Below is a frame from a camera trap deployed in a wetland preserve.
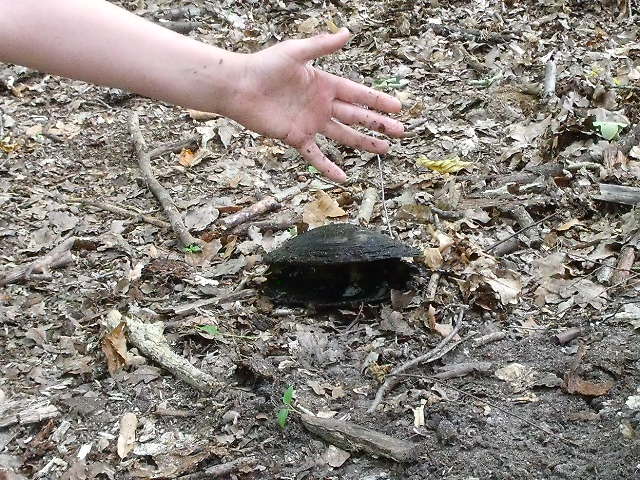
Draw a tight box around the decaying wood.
[0,236,77,287]
[554,327,583,345]
[300,414,418,463]
[67,197,171,229]
[178,457,257,479]
[461,194,552,210]
[104,310,222,394]
[220,196,280,230]
[368,308,466,412]
[357,187,378,224]
[273,181,310,203]
[425,272,441,302]
[510,205,539,244]
[0,399,60,428]
[128,112,201,248]
[543,54,557,98]
[594,183,640,206]
[231,213,302,235]
[610,245,636,286]
[473,331,507,347]
[596,257,616,284]
[433,361,492,379]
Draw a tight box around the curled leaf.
[417,155,473,174]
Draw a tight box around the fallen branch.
[368,307,466,412]
[594,183,640,206]
[104,310,223,394]
[300,414,418,463]
[128,112,200,248]
[178,457,257,480]
[432,361,492,380]
[543,53,557,99]
[357,187,378,224]
[220,196,280,230]
[553,327,583,345]
[67,197,170,229]
[473,331,506,347]
[0,236,80,287]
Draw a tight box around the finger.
[287,28,351,62]
[299,140,347,183]
[322,120,389,154]
[332,100,404,137]
[332,74,402,113]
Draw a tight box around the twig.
[67,197,171,229]
[149,134,200,158]
[177,457,257,480]
[104,310,223,394]
[368,307,466,412]
[128,112,200,248]
[220,196,280,230]
[425,272,441,302]
[0,236,79,287]
[377,155,393,237]
[487,212,558,253]
[553,327,583,345]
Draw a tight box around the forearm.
[0,0,245,114]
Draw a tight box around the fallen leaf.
[421,247,443,269]
[565,376,614,397]
[302,190,346,228]
[178,148,197,167]
[416,155,473,174]
[298,17,320,33]
[323,445,350,468]
[102,322,128,375]
[117,412,138,459]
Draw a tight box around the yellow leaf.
[325,19,340,33]
[416,155,473,174]
[303,190,346,228]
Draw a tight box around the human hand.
[225,28,404,182]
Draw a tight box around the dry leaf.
[298,17,320,33]
[117,412,138,459]
[416,155,473,174]
[178,148,197,167]
[325,19,340,33]
[102,322,128,375]
[302,190,346,228]
[421,247,443,269]
[556,218,583,231]
[566,376,614,397]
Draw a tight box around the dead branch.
[433,361,492,380]
[178,457,257,479]
[300,414,418,463]
[0,236,79,287]
[357,187,378,224]
[553,327,583,345]
[368,307,466,412]
[473,330,507,347]
[128,112,200,248]
[0,399,60,428]
[104,310,223,394]
[610,243,636,286]
[220,196,280,230]
[425,272,441,302]
[594,183,640,206]
[231,212,302,235]
[149,134,200,159]
[67,197,171,229]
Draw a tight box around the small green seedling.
[307,165,320,174]
[183,243,202,254]
[277,385,295,429]
[373,76,410,91]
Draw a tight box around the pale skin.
[0,0,405,182]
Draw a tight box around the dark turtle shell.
[264,223,420,266]
[264,224,420,306]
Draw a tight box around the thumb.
[288,28,351,62]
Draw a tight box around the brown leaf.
[178,148,197,167]
[421,247,443,269]
[565,376,614,397]
[102,322,128,375]
[302,191,346,228]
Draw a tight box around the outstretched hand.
[227,28,404,182]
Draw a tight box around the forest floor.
[1,1,640,479]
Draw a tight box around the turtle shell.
[263,224,420,306]
[264,223,420,266]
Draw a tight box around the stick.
[487,212,558,253]
[377,155,393,237]
[128,112,200,248]
[543,53,557,98]
[220,196,280,230]
[300,414,418,463]
[67,197,171,229]
[0,236,78,287]
[104,310,222,394]
[368,307,466,412]
[553,327,582,345]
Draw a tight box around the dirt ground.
[2,1,640,479]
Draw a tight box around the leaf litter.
[1,0,640,479]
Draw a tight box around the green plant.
[277,385,295,428]
[183,243,202,253]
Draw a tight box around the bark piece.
[103,310,222,394]
[594,184,640,206]
[300,414,418,463]
[220,197,280,230]
[357,187,378,224]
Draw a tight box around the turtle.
[263,223,421,306]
